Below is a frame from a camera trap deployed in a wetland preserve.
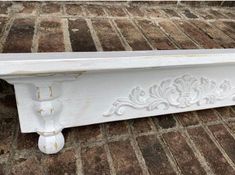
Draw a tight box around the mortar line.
[100,124,117,175]
[193,111,235,171]
[150,117,182,175]
[127,121,150,175]
[102,7,132,51]
[123,7,155,50]
[62,18,72,52]
[31,4,40,53]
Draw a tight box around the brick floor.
[0,1,235,175]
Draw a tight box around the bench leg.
[34,82,65,154]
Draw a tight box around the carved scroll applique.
[104,75,235,117]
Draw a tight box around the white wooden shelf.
[1,49,235,154]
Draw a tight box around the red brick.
[154,114,177,129]
[126,6,145,17]
[181,9,198,18]
[145,8,166,18]
[92,19,125,51]
[68,19,96,52]
[3,18,35,53]
[132,118,154,134]
[137,135,176,175]
[209,124,235,164]
[38,18,65,52]
[175,112,199,127]
[105,121,128,137]
[136,19,176,50]
[211,21,235,40]
[65,4,84,16]
[227,120,235,133]
[16,132,38,150]
[223,10,235,18]
[191,20,235,48]
[82,145,110,175]
[109,139,143,175]
[222,1,235,7]
[163,131,206,175]
[195,9,215,19]
[0,163,6,175]
[41,3,61,14]
[105,6,127,17]
[0,17,7,35]
[188,127,235,175]
[11,154,44,175]
[85,5,106,17]
[175,20,221,49]
[163,9,181,18]
[196,109,219,123]
[42,148,77,175]
[15,2,37,14]
[0,2,11,15]
[0,118,16,156]
[65,124,102,144]
[208,9,228,19]
[158,20,198,49]
[115,19,151,50]
[215,107,235,119]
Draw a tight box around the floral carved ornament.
[104,74,235,117]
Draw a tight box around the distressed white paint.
[0,49,235,154]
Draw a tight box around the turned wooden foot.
[38,131,64,154]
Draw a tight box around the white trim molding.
[1,49,235,154]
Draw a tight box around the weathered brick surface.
[188,127,235,175]
[38,18,65,52]
[65,124,102,145]
[105,6,127,17]
[82,145,111,175]
[0,118,16,156]
[215,107,235,119]
[105,121,128,137]
[174,20,222,49]
[175,112,199,127]
[158,20,198,49]
[42,148,77,175]
[0,2,235,175]
[68,19,97,52]
[92,19,125,51]
[163,9,181,18]
[11,154,44,175]
[163,131,206,175]
[136,19,176,50]
[0,17,7,35]
[145,8,166,18]
[65,4,84,16]
[41,3,61,14]
[191,20,235,48]
[0,2,11,15]
[3,18,35,53]
[132,118,155,134]
[109,139,143,175]
[85,5,106,17]
[181,9,198,19]
[209,124,235,164]
[137,135,176,175]
[211,21,235,40]
[196,109,219,123]
[154,114,177,129]
[115,19,151,50]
